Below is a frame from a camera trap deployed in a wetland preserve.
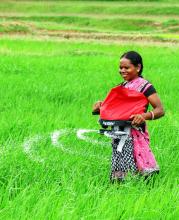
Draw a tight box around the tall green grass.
[0,38,178,219]
[0,1,178,219]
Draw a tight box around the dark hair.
[120,51,143,76]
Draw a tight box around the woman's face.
[119,58,140,81]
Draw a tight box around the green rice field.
[0,1,178,219]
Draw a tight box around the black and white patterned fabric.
[110,136,138,181]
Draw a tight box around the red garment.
[100,85,148,120]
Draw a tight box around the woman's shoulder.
[141,78,157,97]
[117,77,157,97]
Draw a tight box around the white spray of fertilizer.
[23,128,110,163]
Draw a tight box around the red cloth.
[100,86,148,120]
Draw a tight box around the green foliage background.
[0,1,178,219]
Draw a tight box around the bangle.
[150,111,155,120]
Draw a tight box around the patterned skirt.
[110,132,160,181]
[110,137,138,181]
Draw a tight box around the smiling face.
[119,58,141,82]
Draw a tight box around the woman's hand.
[130,114,145,126]
[92,101,103,112]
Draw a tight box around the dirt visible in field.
[0,11,179,45]
[36,29,179,44]
[1,12,179,21]
[0,28,179,47]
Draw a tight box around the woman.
[93,51,165,182]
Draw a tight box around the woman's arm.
[130,93,165,126]
[142,93,165,120]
